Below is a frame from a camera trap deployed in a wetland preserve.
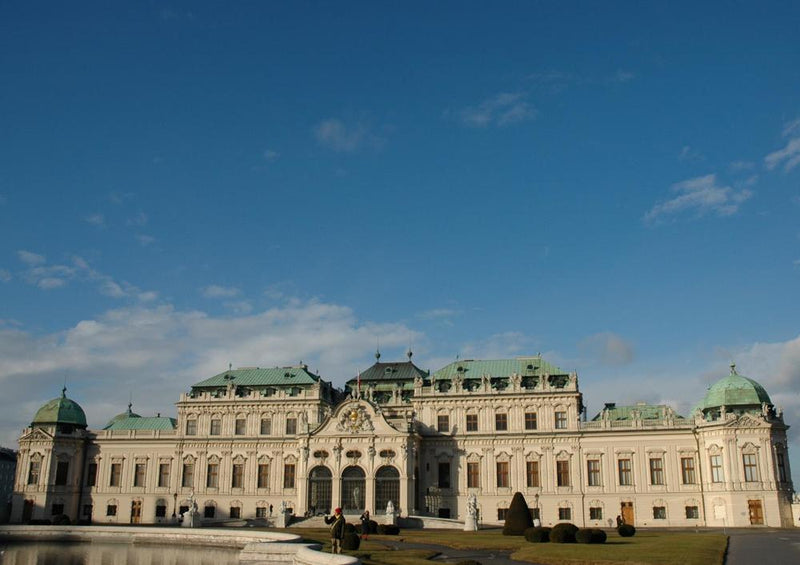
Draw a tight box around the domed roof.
[103,403,141,429]
[698,364,772,411]
[32,388,87,428]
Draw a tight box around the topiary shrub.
[575,528,594,544]
[28,518,52,525]
[52,514,71,525]
[592,529,607,543]
[524,526,550,543]
[377,524,400,535]
[549,522,578,543]
[341,532,361,550]
[502,492,534,536]
[344,523,356,534]
[454,561,482,565]
[617,524,636,537]
[367,519,379,534]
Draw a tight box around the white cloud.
[417,308,460,320]
[460,331,539,359]
[644,174,753,225]
[263,149,280,161]
[578,332,635,366]
[224,300,253,315]
[729,160,755,171]
[0,269,11,283]
[135,234,156,246]
[610,70,636,83]
[782,117,800,138]
[314,119,382,152]
[764,137,800,172]
[454,92,537,128]
[202,285,240,298]
[127,212,148,227]
[37,277,66,290]
[678,145,704,162]
[17,250,45,266]
[0,300,421,446]
[85,213,105,227]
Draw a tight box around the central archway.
[307,466,332,515]
[341,466,365,513]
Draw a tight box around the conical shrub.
[502,492,533,535]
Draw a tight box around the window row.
[495,504,700,522]
[184,415,301,436]
[435,410,569,433]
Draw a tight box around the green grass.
[289,527,728,565]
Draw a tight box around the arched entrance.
[341,466,365,513]
[307,466,332,515]
[375,466,400,514]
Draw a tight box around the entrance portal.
[375,466,400,514]
[341,466,365,513]
[748,500,764,525]
[308,466,332,515]
[621,501,634,525]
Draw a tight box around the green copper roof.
[698,364,772,410]
[433,356,568,380]
[104,416,177,431]
[103,403,142,429]
[191,366,321,389]
[591,403,684,421]
[32,388,87,428]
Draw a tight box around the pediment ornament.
[336,404,374,433]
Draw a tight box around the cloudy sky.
[1,2,799,481]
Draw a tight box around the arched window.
[308,466,333,515]
[375,466,400,514]
[341,466,366,513]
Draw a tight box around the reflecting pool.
[0,540,242,565]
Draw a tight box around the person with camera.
[324,507,346,554]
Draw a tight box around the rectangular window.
[467,462,480,488]
[256,506,267,518]
[286,417,297,435]
[106,504,117,516]
[83,504,92,517]
[86,463,97,487]
[110,463,122,487]
[495,413,508,431]
[497,461,509,488]
[653,506,666,519]
[210,419,221,436]
[206,463,219,488]
[27,460,40,485]
[777,453,787,482]
[710,454,724,483]
[283,463,296,489]
[235,418,246,435]
[557,460,570,487]
[525,412,538,430]
[742,453,759,482]
[230,506,241,519]
[158,463,170,488]
[649,458,664,485]
[51,503,64,516]
[155,505,167,518]
[466,413,478,432]
[134,463,146,487]
[185,419,197,436]
[555,411,568,429]
[681,457,696,484]
[589,507,603,520]
[437,414,449,433]
[618,458,632,486]
[182,463,194,488]
[232,463,244,488]
[526,460,540,488]
[438,462,451,488]
[55,461,69,486]
[260,418,272,435]
[258,463,270,489]
[497,508,508,520]
[587,459,601,486]
[204,506,215,519]
[685,506,699,519]
[558,507,571,520]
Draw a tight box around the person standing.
[324,507,346,554]
[359,509,370,540]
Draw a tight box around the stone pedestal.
[385,510,397,525]
[181,510,200,528]
[463,515,478,531]
[275,509,292,528]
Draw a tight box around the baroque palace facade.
[11,353,797,528]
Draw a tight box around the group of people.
[323,508,373,554]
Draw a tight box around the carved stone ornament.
[336,404,374,433]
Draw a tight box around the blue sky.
[1,2,799,480]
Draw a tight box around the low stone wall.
[0,526,361,565]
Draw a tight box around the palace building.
[10,353,797,528]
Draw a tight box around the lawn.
[293,527,728,565]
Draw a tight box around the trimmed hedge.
[575,528,606,544]
[341,532,361,550]
[377,524,400,535]
[549,522,578,543]
[502,492,534,536]
[454,561,482,565]
[618,524,636,537]
[344,523,356,534]
[524,526,551,543]
[52,514,71,525]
